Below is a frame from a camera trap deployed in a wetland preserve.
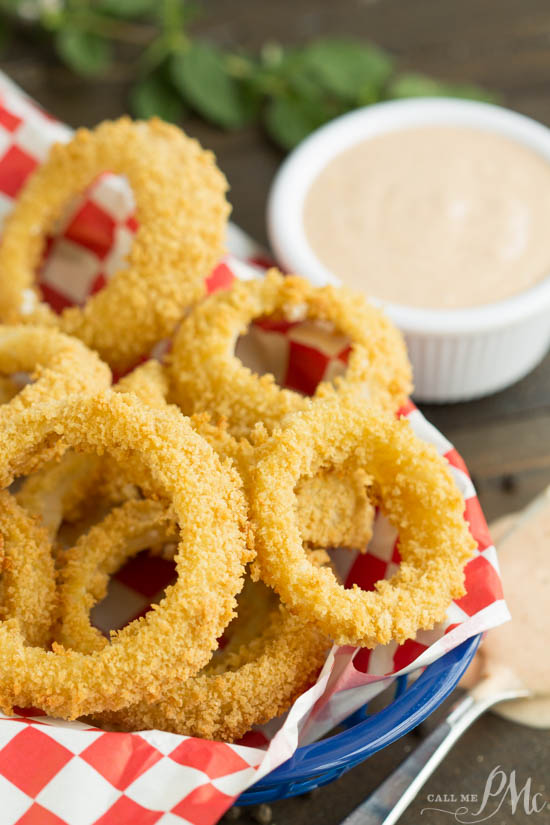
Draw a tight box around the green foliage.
[171,43,259,129]
[55,28,112,76]
[130,70,186,121]
[264,96,326,151]
[97,0,157,18]
[298,39,394,100]
[388,72,498,103]
[0,1,497,150]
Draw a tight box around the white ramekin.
[267,98,550,402]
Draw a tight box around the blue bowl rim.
[241,633,480,795]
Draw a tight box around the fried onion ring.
[0,325,111,422]
[251,396,476,647]
[15,360,167,536]
[0,392,250,718]
[16,452,104,539]
[296,468,374,551]
[0,118,230,372]
[191,412,374,551]
[54,498,327,741]
[0,491,56,648]
[96,588,328,742]
[56,499,178,654]
[168,268,412,438]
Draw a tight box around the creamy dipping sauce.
[304,126,550,309]
[463,494,550,728]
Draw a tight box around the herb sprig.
[0,0,496,150]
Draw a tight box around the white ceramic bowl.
[267,98,550,402]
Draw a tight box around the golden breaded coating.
[0,491,56,648]
[0,325,111,422]
[168,268,412,438]
[0,392,251,719]
[16,452,104,539]
[19,357,373,554]
[296,469,374,551]
[16,360,170,536]
[191,413,374,551]
[116,359,170,409]
[96,596,328,742]
[56,502,327,741]
[0,118,230,372]
[251,395,476,648]
[56,499,178,653]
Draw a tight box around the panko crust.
[191,412,374,551]
[55,502,327,742]
[56,499,178,654]
[0,392,250,719]
[96,600,328,742]
[16,360,172,537]
[0,491,56,648]
[0,325,111,422]
[296,469,374,551]
[16,452,104,539]
[19,357,372,554]
[250,395,476,648]
[0,118,230,372]
[168,268,412,438]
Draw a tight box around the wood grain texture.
[1,2,548,822]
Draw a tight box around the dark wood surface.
[2,2,549,823]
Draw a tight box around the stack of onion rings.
[55,499,328,741]
[0,114,476,746]
[0,392,250,719]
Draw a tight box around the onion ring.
[191,413,374,551]
[16,356,372,554]
[250,396,476,647]
[96,588,328,742]
[0,391,250,718]
[116,358,170,409]
[0,118,230,372]
[16,452,104,539]
[168,268,412,438]
[0,491,56,648]
[56,499,178,654]
[296,468,374,551]
[0,325,111,422]
[54,499,327,741]
[14,360,167,536]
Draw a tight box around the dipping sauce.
[463,492,550,728]
[304,126,550,309]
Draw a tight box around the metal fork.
[338,677,530,825]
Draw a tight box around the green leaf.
[97,0,156,17]
[299,39,394,101]
[55,28,112,76]
[264,95,332,150]
[388,72,498,103]
[130,72,186,122]
[171,42,259,129]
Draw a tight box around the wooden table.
[2,2,549,823]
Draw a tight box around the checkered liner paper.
[0,71,510,825]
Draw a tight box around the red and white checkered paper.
[0,71,510,825]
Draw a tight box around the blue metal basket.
[239,634,480,804]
